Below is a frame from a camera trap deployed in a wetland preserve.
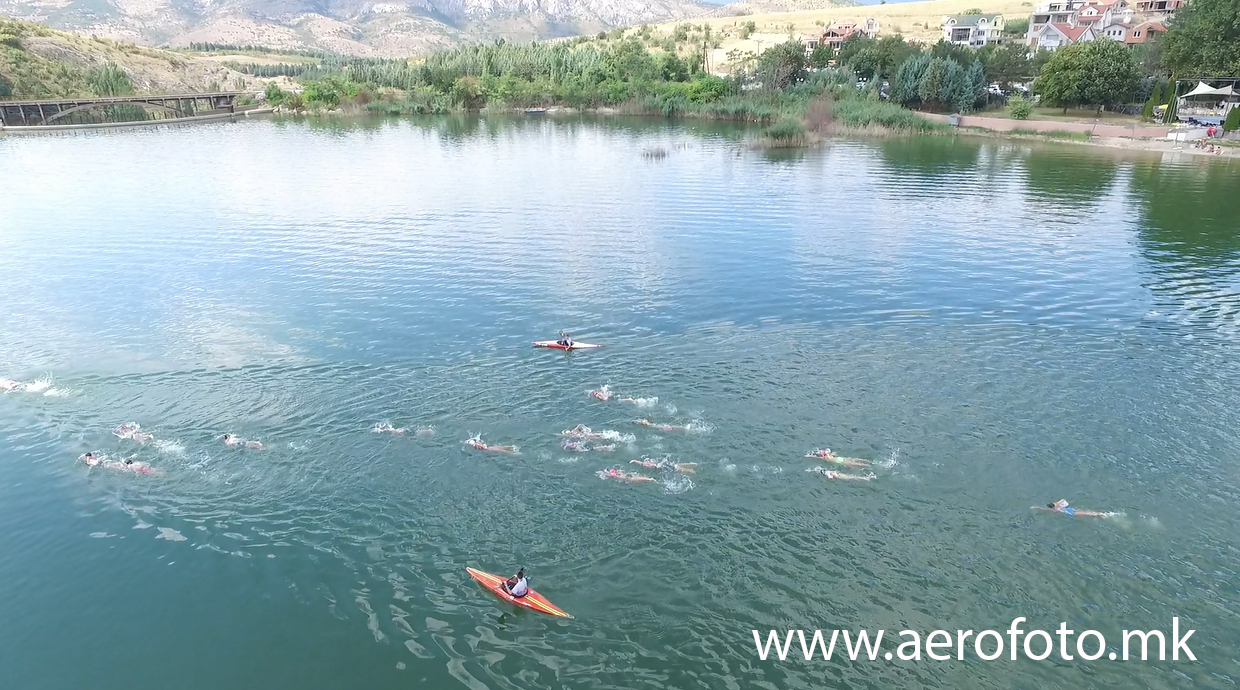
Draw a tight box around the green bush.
[264,82,288,105]
[833,97,945,131]
[740,21,756,40]
[1009,94,1033,119]
[763,117,806,139]
[86,62,133,96]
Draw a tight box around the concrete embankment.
[0,108,274,134]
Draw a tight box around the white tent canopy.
[1182,81,1229,98]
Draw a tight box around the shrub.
[740,21,756,39]
[264,82,288,105]
[764,117,806,139]
[1009,94,1033,119]
[86,62,133,96]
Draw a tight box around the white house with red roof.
[1031,22,1097,50]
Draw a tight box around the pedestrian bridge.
[0,92,242,127]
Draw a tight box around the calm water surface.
[2,117,1239,690]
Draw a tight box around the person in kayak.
[807,449,871,468]
[557,332,574,347]
[502,569,528,598]
[1037,499,1113,518]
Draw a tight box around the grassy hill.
[0,17,264,99]
[656,0,1034,70]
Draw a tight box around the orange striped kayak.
[466,567,573,619]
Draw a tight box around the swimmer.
[103,458,156,475]
[1,378,21,392]
[592,444,616,452]
[80,451,103,467]
[806,449,871,468]
[464,435,518,454]
[602,467,656,483]
[629,459,699,474]
[809,467,875,481]
[415,426,435,437]
[562,424,612,441]
[563,439,589,452]
[374,422,407,435]
[589,387,613,402]
[632,419,687,432]
[222,434,263,450]
[1036,499,1112,518]
[112,422,141,439]
[129,431,154,444]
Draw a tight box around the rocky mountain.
[0,0,713,57]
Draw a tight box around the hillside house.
[942,14,1006,47]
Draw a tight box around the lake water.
[2,116,1239,690]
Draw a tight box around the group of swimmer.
[10,366,1116,517]
[76,422,265,475]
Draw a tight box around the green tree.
[756,39,808,90]
[893,52,931,107]
[1004,18,1030,36]
[835,34,876,67]
[1142,81,1162,120]
[1224,105,1240,132]
[849,47,883,79]
[1033,39,1140,114]
[0,73,11,98]
[808,43,833,69]
[979,43,1033,87]
[1161,0,1240,77]
[966,59,987,110]
[740,21,756,40]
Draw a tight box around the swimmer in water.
[630,458,697,474]
[464,435,518,454]
[592,443,616,452]
[602,467,656,483]
[80,452,103,467]
[105,458,156,475]
[1,378,21,393]
[633,419,687,432]
[563,439,589,452]
[807,449,870,469]
[809,467,875,481]
[112,422,141,439]
[223,434,263,450]
[562,424,613,441]
[589,387,613,402]
[374,422,407,435]
[1036,499,1112,518]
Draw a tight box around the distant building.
[817,18,881,52]
[1125,20,1167,43]
[1027,0,1173,49]
[1031,22,1097,50]
[1133,0,1184,15]
[942,14,1007,47]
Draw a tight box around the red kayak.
[466,567,573,618]
[532,341,602,351]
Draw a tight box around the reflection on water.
[1,117,1239,690]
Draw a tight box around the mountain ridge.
[0,0,715,57]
